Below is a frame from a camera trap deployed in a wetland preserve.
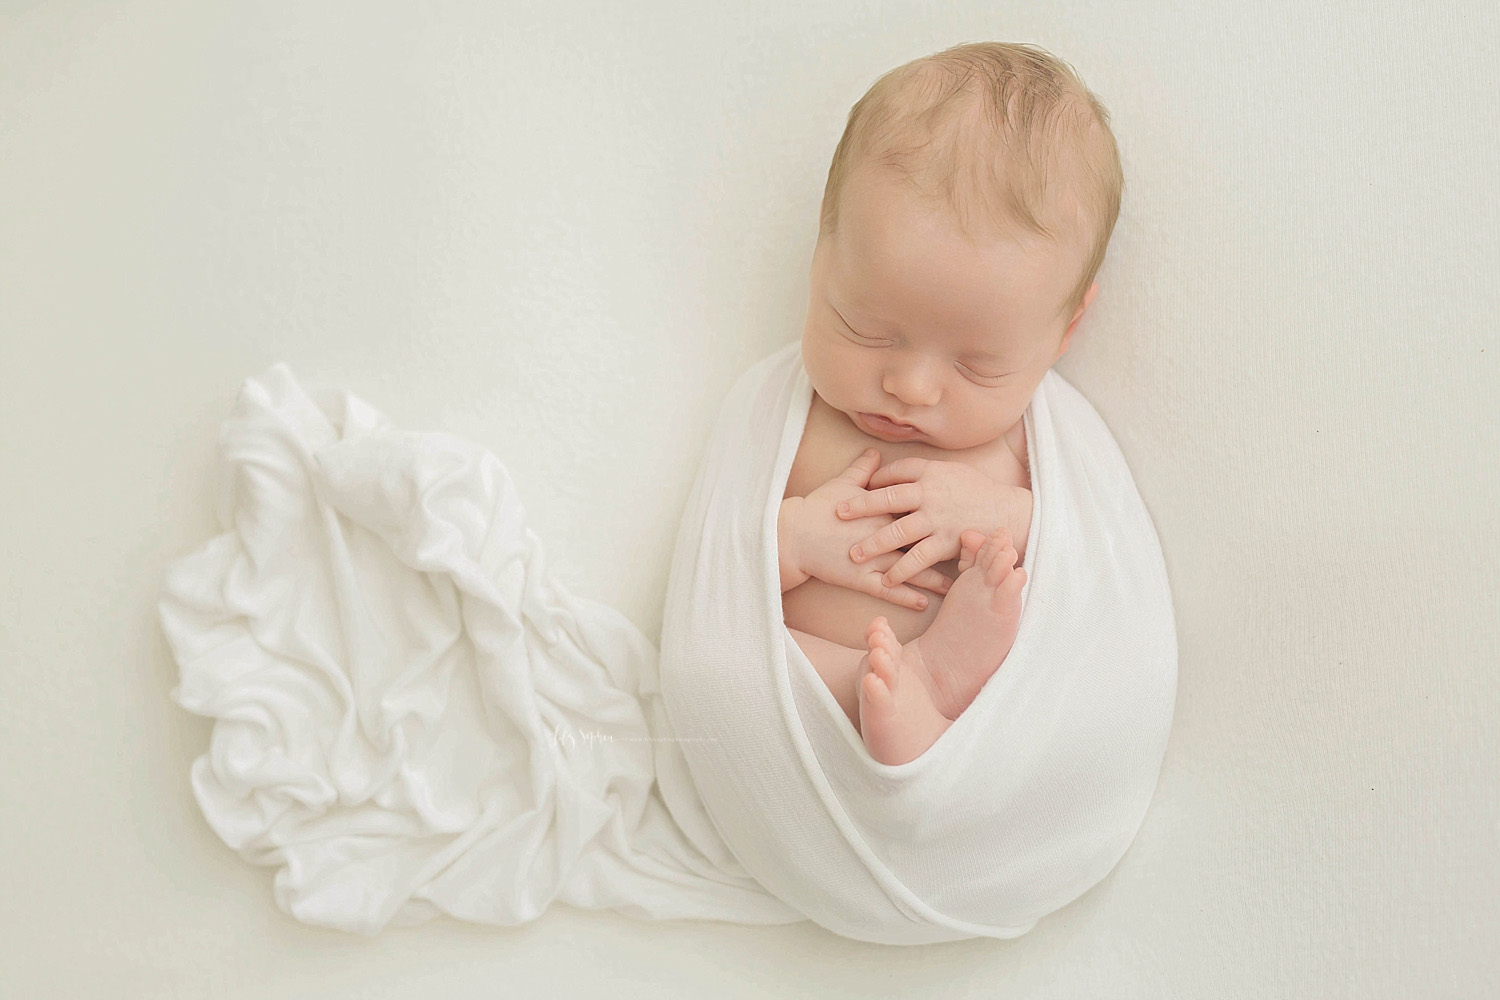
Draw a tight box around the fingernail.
[915,596,928,609]
[851,546,863,561]
[837,502,849,516]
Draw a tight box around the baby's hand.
[834,456,1011,589]
[793,449,954,611]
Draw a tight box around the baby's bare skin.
[782,392,1030,649]
[784,455,1029,765]
[856,527,1027,765]
[779,161,1097,766]
[780,396,1033,753]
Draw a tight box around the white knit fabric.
[157,340,1176,943]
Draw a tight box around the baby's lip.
[859,412,923,437]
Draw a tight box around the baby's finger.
[848,511,930,564]
[866,456,926,491]
[878,538,942,589]
[835,447,882,487]
[863,573,930,611]
[858,569,924,611]
[836,481,922,519]
[909,567,954,596]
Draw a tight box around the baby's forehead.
[847,226,1072,316]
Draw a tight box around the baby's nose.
[883,364,942,407]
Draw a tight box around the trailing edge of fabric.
[157,341,1176,943]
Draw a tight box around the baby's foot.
[857,616,952,765]
[904,526,1027,720]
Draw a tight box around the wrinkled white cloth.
[158,340,1176,943]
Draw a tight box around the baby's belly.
[781,555,960,650]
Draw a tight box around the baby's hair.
[819,41,1124,322]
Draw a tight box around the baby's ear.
[1055,281,1099,359]
[1068,280,1099,323]
[1054,326,1076,362]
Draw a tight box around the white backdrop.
[2,1,1496,997]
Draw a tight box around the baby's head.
[801,42,1123,451]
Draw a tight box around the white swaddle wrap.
[157,340,1176,944]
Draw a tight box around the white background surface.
[2,1,1496,996]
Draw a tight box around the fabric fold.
[159,362,799,935]
[158,342,1176,943]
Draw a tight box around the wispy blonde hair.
[818,41,1124,322]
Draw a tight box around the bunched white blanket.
[157,341,1176,944]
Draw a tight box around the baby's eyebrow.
[951,323,1013,361]
[960,342,1013,363]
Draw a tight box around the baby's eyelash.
[842,323,1005,383]
[960,364,1007,382]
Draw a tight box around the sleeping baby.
[776,42,1122,765]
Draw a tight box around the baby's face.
[801,164,1095,452]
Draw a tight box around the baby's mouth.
[858,412,923,438]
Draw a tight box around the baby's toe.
[974,528,997,564]
[957,531,985,572]
[867,644,897,686]
[867,615,900,654]
[861,670,893,709]
[988,565,1026,610]
[986,545,1017,585]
